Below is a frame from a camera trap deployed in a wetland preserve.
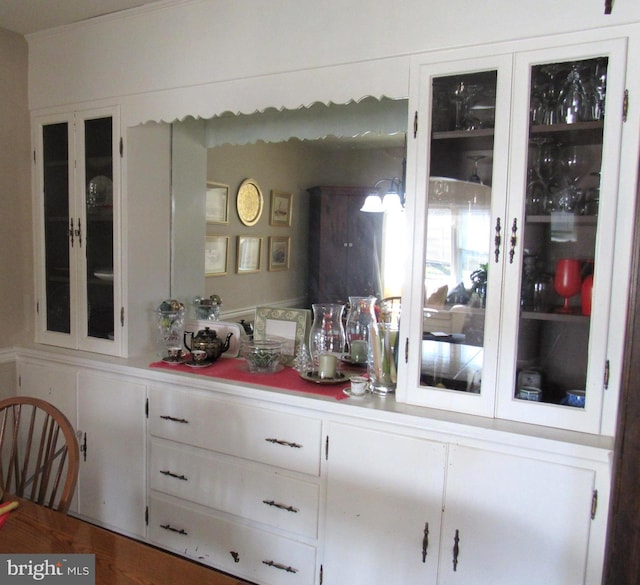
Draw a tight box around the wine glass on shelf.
[451,80,468,130]
[539,64,565,126]
[554,259,582,313]
[467,155,486,184]
[526,138,550,215]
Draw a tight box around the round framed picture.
[236,178,264,226]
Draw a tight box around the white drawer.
[150,439,320,539]
[149,385,322,476]
[148,493,317,585]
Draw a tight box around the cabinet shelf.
[530,120,604,145]
[432,128,494,150]
[521,310,589,323]
[526,215,597,225]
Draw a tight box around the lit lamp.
[361,178,404,212]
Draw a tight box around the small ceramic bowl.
[564,390,586,408]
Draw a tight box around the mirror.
[171,97,409,322]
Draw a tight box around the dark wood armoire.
[307,186,383,306]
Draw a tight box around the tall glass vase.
[308,303,346,368]
[369,322,399,395]
[345,296,377,364]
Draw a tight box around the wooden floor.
[0,497,257,585]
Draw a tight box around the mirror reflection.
[171,97,409,322]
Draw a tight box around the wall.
[0,28,31,349]
[26,1,640,122]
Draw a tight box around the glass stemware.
[558,64,588,124]
[539,64,564,125]
[554,259,582,313]
[467,155,486,183]
[526,138,550,214]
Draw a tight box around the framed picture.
[268,236,290,271]
[205,235,229,276]
[206,182,229,224]
[254,306,311,365]
[269,190,292,226]
[236,235,262,273]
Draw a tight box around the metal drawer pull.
[160,523,187,535]
[262,560,298,574]
[265,438,302,449]
[160,415,189,424]
[160,470,188,481]
[453,529,460,571]
[422,521,429,562]
[262,499,299,513]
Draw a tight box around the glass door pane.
[84,116,114,340]
[421,71,497,396]
[42,122,71,334]
[515,57,606,408]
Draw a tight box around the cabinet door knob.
[452,529,460,571]
[509,218,518,264]
[422,521,429,562]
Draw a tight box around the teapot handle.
[183,331,193,352]
[222,332,233,352]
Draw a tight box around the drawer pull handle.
[265,438,302,449]
[160,523,187,535]
[160,415,189,424]
[160,470,188,481]
[262,499,299,513]
[262,560,298,574]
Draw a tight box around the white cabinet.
[17,358,147,537]
[147,383,322,585]
[439,445,597,585]
[323,423,605,585]
[400,31,632,433]
[322,422,446,585]
[32,106,123,356]
[76,371,146,537]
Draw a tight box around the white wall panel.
[27,0,640,120]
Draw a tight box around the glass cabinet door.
[41,118,73,338]
[80,114,115,343]
[401,55,512,416]
[497,40,626,432]
[35,107,119,354]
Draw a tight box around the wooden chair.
[0,396,79,513]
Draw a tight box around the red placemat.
[150,358,349,400]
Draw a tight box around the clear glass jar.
[308,303,346,367]
[345,296,377,364]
